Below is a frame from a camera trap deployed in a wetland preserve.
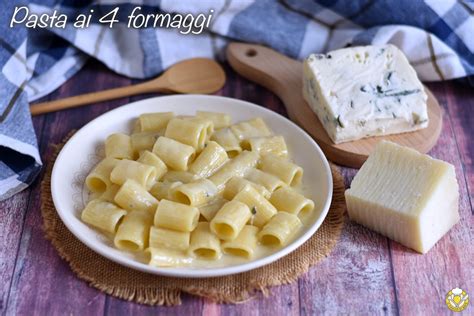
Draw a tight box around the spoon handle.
[30,80,160,116]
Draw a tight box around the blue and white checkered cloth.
[1,0,473,200]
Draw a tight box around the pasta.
[146,248,192,267]
[114,179,158,213]
[183,117,214,138]
[233,185,277,227]
[258,212,302,246]
[154,199,199,232]
[198,196,228,222]
[189,222,221,260]
[245,168,285,193]
[152,136,195,171]
[223,177,271,200]
[149,181,182,200]
[222,225,259,258]
[81,199,127,234]
[131,131,161,155]
[210,200,251,241]
[149,226,190,251]
[80,111,316,268]
[259,154,303,186]
[137,150,168,181]
[270,187,315,216]
[161,171,200,184]
[165,118,208,150]
[211,128,241,157]
[139,112,174,132]
[110,159,157,189]
[208,151,259,190]
[196,111,231,129]
[189,141,228,178]
[100,184,121,203]
[85,158,119,193]
[242,135,288,157]
[230,118,272,141]
[170,179,218,206]
[114,210,153,251]
[105,133,134,159]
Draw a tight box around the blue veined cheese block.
[303,44,428,144]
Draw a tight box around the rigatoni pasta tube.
[165,118,208,150]
[270,187,315,215]
[85,158,119,193]
[222,225,259,258]
[210,201,251,241]
[211,128,241,157]
[100,184,120,203]
[161,171,200,184]
[209,151,259,190]
[81,199,127,234]
[114,211,153,251]
[189,222,221,260]
[230,118,272,141]
[114,179,158,213]
[258,212,302,246]
[170,179,218,206]
[196,111,231,129]
[183,117,214,138]
[223,177,270,200]
[189,141,228,178]
[110,159,157,189]
[131,131,161,155]
[145,248,191,267]
[139,112,174,132]
[149,226,190,251]
[243,135,288,157]
[233,185,277,227]
[245,168,285,193]
[259,154,303,186]
[152,136,195,171]
[198,197,228,222]
[154,199,199,232]
[149,181,182,201]
[105,133,133,159]
[137,150,167,181]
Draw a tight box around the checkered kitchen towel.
[1,0,473,200]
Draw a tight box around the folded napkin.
[1,0,473,200]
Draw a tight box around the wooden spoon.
[30,58,226,116]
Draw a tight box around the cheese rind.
[345,141,459,253]
[303,44,428,144]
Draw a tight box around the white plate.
[51,95,333,278]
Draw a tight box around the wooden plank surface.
[1,61,472,316]
[389,84,474,315]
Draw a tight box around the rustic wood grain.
[388,83,474,316]
[443,82,473,212]
[1,61,472,315]
[299,167,397,315]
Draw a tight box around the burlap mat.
[40,134,346,306]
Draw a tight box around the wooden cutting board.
[227,43,443,168]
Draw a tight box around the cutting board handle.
[226,43,302,121]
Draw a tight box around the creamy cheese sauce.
[86,168,320,270]
[82,114,320,270]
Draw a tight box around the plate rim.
[51,94,333,278]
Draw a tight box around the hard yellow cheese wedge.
[345,141,459,253]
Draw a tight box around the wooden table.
[1,61,472,315]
